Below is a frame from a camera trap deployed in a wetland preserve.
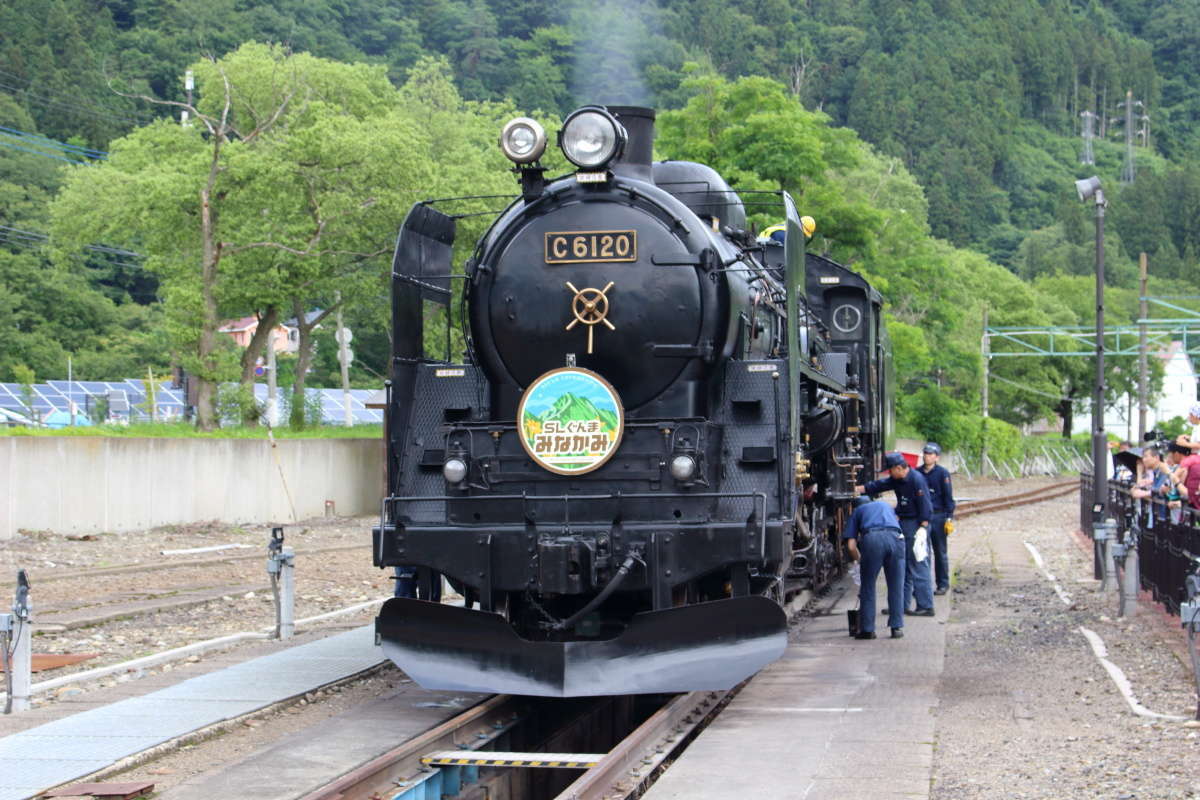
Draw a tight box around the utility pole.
[335,293,352,428]
[181,70,194,127]
[1092,184,1106,507]
[1137,253,1149,441]
[1076,175,1107,578]
[266,329,278,427]
[147,367,157,423]
[981,306,990,471]
[1080,110,1097,165]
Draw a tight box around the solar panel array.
[0,380,382,427]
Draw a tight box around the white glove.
[850,561,861,587]
[913,526,929,563]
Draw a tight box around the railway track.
[5,543,374,632]
[299,690,729,800]
[273,483,1085,800]
[12,479,1082,797]
[16,542,370,585]
[953,479,1078,518]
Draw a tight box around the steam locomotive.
[373,105,894,697]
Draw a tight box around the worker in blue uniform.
[843,495,906,639]
[856,451,935,616]
[917,442,956,595]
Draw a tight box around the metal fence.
[1081,473,1200,615]
[955,442,1089,481]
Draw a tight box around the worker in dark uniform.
[843,495,906,639]
[917,442,956,595]
[856,451,935,616]
[394,567,442,602]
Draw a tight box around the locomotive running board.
[375,595,787,698]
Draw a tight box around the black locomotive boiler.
[374,105,894,697]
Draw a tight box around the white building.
[1104,341,1196,440]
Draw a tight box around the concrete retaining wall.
[0,437,384,539]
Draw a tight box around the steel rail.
[13,542,370,585]
[553,690,730,800]
[955,480,1079,518]
[298,694,524,800]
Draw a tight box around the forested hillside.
[2,0,1197,443]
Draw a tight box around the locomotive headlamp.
[559,107,626,170]
[669,454,698,482]
[443,457,469,484]
[499,117,547,164]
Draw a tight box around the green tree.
[51,43,432,429]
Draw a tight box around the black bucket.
[847,608,860,636]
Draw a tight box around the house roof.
[282,309,325,328]
[218,315,259,333]
[1157,340,1184,363]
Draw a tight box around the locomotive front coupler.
[543,546,644,633]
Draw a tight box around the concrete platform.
[643,576,946,800]
[0,625,388,800]
[159,686,485,800]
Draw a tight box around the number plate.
[544,230,637,264]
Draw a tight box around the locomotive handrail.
[391,273,455,295]
[384,490,770,540]
[416,193,520,205]
[437,418,711,430]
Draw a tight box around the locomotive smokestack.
[608,106,655,182]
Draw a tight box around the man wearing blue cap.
[918,442,956,595]
[856,452,935,616]
[843,495,906,639]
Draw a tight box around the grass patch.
[0,422,382,439]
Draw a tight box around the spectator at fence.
[1131,445,1181,524]
[1164,445,1191,522]
[1169,442,1200,512]
[1174,404,1200,453]
[1111,441,1136,484]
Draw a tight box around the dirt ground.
[932,486,1200,799]
[0,515,388,691]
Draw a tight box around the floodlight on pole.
[1078,174,1108,580]
[1076,176,1103,202]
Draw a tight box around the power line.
[0,138,87,164]
[0,67,154,125]
[0,80,148,127]
[990,372,1070,402]
[0,235,143,271]
[0,224,46,242]
[0,224,144,268]
[0,124,107,158]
